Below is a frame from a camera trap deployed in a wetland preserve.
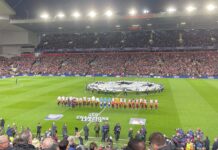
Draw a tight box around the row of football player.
[57,96,159,109]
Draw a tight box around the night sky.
[6,0,211,18]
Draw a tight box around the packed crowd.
[37,29,218,50]
[0,51,218,77]
[1,118,218,150]
[57,96,159,110]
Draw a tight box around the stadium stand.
[37,30,218,50]
[0,51,218,77]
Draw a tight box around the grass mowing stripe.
[0,77,84,108]
[171,79,218,139]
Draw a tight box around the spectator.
[19,129,35,149]
[41,137,59,150]
[204,136,210,150]
[13,137,35,150]
[125,138,145,150]
[0,135,11,150]
[212,138,218,150]
[67,136,77,150]
[89,142,98,150]
[149,132,170,150]
[58,138,68,150]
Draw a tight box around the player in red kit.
[112,100,115,109]
[143,100,147,109]
[128,100,132,109]
[150,100,154,110]
[131,100,135,109]
[136,100,139,110]
[155,100,158,109]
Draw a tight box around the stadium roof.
[4,0,218,33]
[0,0,24,32]
[0,0,15,16]
[6,0,217,19]
[9,14,218,33]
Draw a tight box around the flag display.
[45,114,63,120]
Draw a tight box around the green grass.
[0,76,218,146]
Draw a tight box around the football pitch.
[0,76,218,145]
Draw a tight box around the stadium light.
[129,9,137,16]
[206,4,216,11]
[105,10,113,17]
[40,12,50,20]
[167,7,176,13]
[186,5,196,12]
[143,9,149,14]
[56,12,65,19]
[72,11,81,18]
[88,11,97,18]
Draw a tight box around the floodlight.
[56,12,65,18]
[186,5,196,12]
[88,11,97,18]
[129,9,137,16]
[167,7,176,13]
[143,9,149,14]
[105,10,113,17]
[72,11,81,18]
[206,4,216,11]
[40,12,50,19]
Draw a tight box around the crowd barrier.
[37,46,218,52]
[0,73,218,80]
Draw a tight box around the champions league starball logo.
[87,81,164,93]
[76,113,109,122]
